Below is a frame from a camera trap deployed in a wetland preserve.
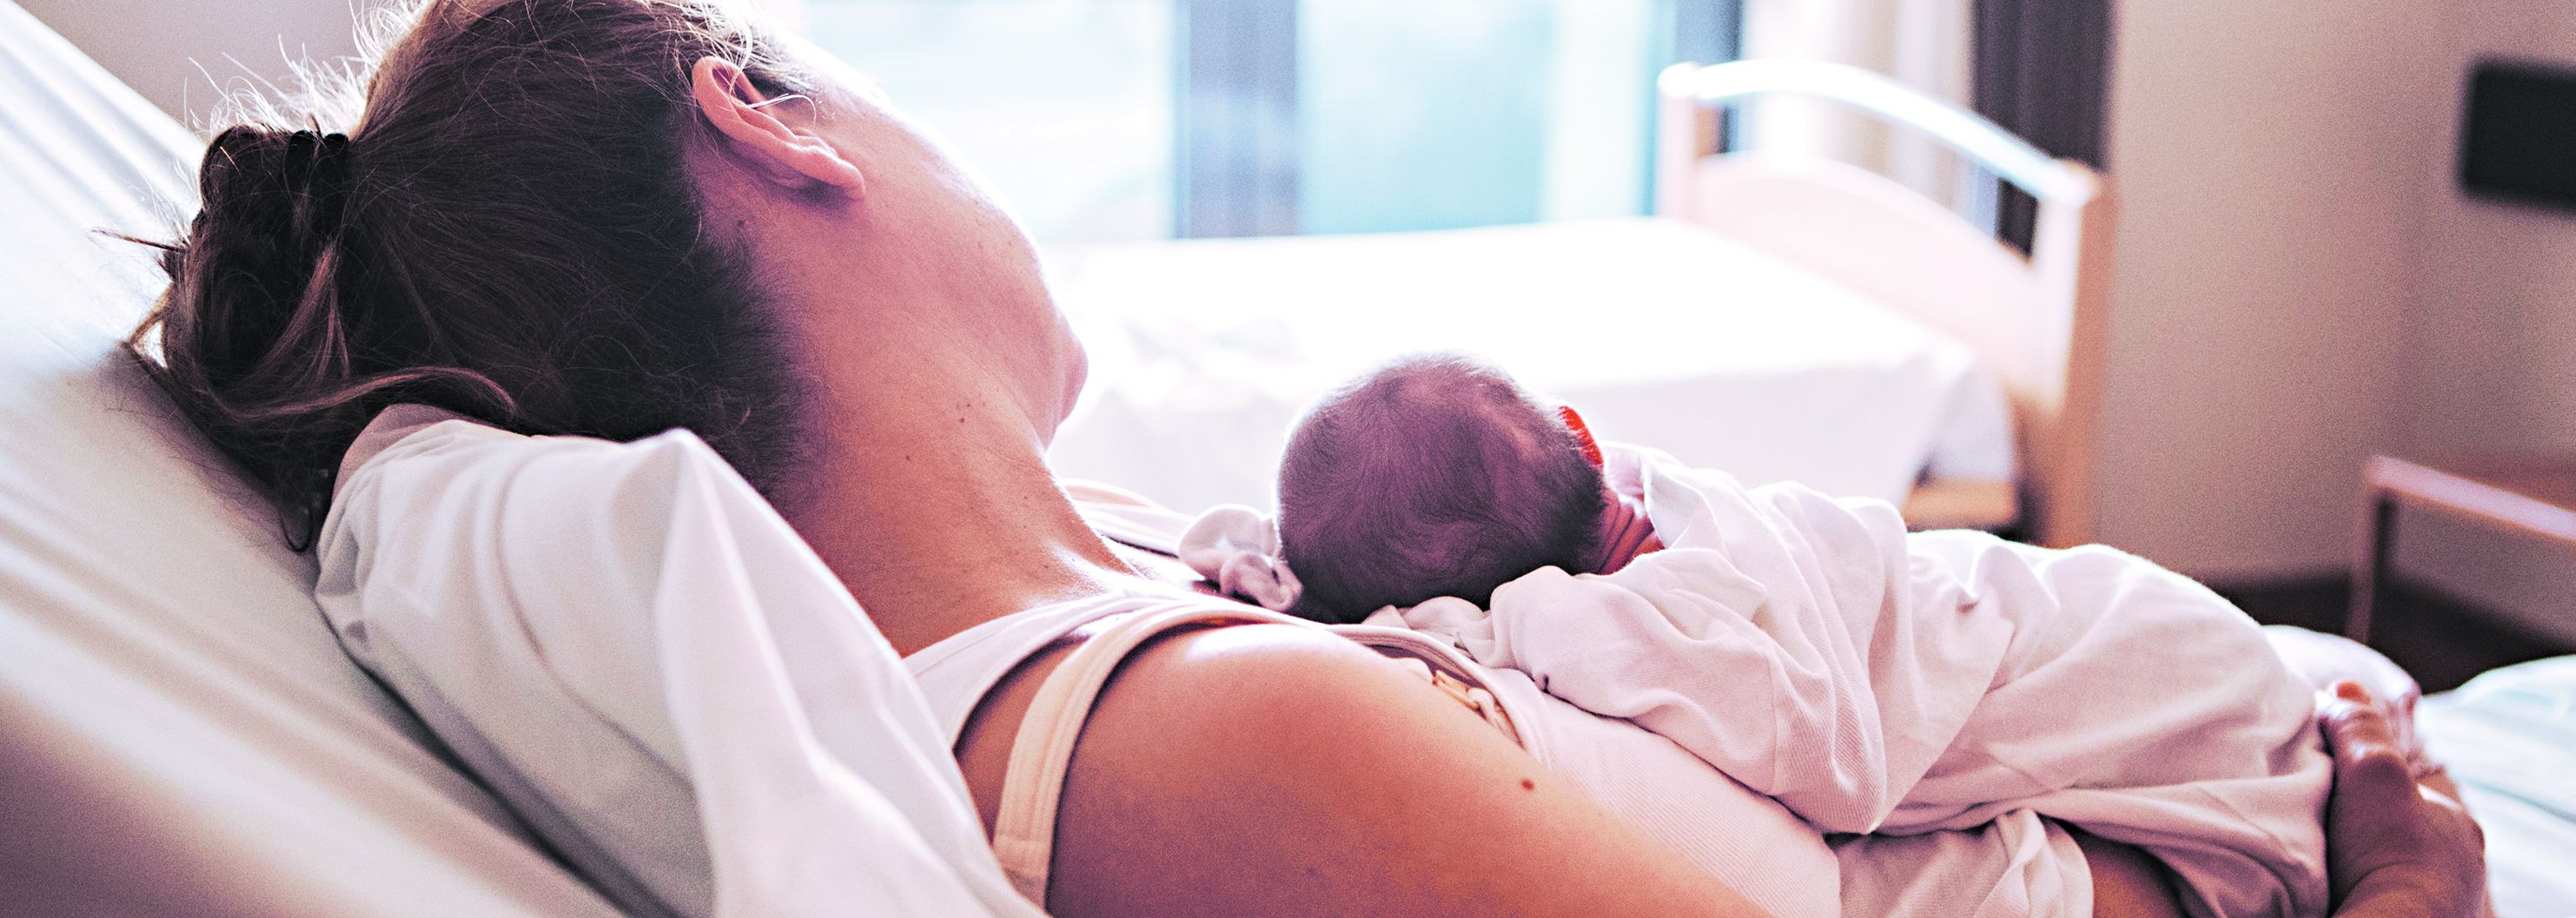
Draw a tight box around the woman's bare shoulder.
[1038,623,1774,918]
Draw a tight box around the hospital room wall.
[18,0,372,125]
[2092,0,2444,584]
[2384,1,2576,644]
[2105,0,2576,645]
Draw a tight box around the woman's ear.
[689,57,866,194]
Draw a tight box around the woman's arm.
[960,623,1778,918]
[958,628,2490,918]
[2079,831,2189,918]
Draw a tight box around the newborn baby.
[1183,352,2334,918]
[1273,353,1652,621]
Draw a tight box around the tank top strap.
[989,607,1521,907]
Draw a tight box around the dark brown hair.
[1276,353,1606,623]
[129,0,818,548]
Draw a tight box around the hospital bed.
[0,3,2566,915]
[1043,59,2109,548]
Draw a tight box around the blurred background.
[30,0,2576,688]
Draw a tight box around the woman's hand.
[2319,681,2490,918]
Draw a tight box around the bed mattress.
[1040,219,2017,517]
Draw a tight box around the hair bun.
[198,125,354,260]
[177,125,358,385]
[134,0,814,551]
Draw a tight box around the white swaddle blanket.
[1374,445,2332,918]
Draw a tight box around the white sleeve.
[314,420,1044,918]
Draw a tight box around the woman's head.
[135,0,1084,549]
[1276,353,1607,623]
[136,0,822,546]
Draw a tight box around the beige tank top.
[904,584,1519,905]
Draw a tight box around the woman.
[132,1,2487,915]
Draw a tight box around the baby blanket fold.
[1396,444,2332,918]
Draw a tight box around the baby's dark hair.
[1276,353,1606,624]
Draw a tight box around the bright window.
[790,0,1734,242]
[803,0,1176,241]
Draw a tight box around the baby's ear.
[1557,405,1605,468]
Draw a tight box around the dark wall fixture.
[2460,60,2576,214]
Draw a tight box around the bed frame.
[1653,60,2114,549]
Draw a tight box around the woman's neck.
[736,175,1129,656]
[785,376,1136,657]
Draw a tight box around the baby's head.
[1276,353,1606,624]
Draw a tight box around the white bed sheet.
[0,3,620,915]
[1041,219,2017,516]
[2419,657,2576,918]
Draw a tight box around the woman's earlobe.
[688,57,866,195]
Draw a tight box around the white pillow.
[0,3,620,914]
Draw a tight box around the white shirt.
[315,406,1044,918]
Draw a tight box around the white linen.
[1039,219,2016,516]
[2419,657,2576,918]
[1388,445,2333,918]
[1831,810,2090,918]
[316,408,1047,918]
[0,3,620,915]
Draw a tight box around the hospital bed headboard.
[1653,59,2114,549]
